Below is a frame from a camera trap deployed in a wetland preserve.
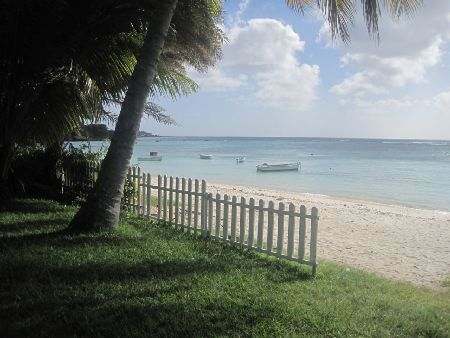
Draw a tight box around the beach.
[209,182,450,289]
[82,137,450,288]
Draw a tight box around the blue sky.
[141,0,450,139]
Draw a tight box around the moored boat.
[236,156,245,163]
[256,162,300,172]
[137,151,162,161]
[199,154,213,159]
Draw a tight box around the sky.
[141,0,450,139]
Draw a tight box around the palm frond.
[144,102,177,125]
[286,0,421,42]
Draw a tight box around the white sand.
[208,182,450,289]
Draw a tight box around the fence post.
[230,196,237,243]
[187,178,193,232]
[287,203,295,258]
[298,205,306,262]
[163,175,168,221]
[141,172,146,216]
[169,176,174,223]
[157,175,162,220]
[223,194,229,241]
[194,179,199,233]
[175,177,180,226]
[137,167,141,215]
[207,193,213,235]
[256,199,264,249]
[181,178,186,227]
[215,193,221,237]
[239,197,246,245]
[276,202,285,256]
[201,180,207,237]
[132,167,137,214]
[146,174,151,217]
[248,198,255,248]
[310,207,319,275]
[267,201,274,252]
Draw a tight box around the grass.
[1,199,449,337]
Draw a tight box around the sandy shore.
[208,182,450,289]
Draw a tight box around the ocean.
[80,137,450,211]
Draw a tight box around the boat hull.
[137,156,162,161]
[256,163,300,172]
[199,154,212,159]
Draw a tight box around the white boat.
[199,154,213,159]
[236,156,245,163]
[137,151,162,161]
[256,162,300,172]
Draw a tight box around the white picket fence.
[125,167,319,274]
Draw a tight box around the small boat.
[199,154,213,159]
[256,162,300,172]
[137,151,162,161]
[236,156,245,163]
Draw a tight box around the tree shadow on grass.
[0,199,69,214]
[148,223,314,284]
[1,282,281,337]
[3,258,231,286]
[0,218,69,234]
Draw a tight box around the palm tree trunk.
[0,142,14,199]
[69,0,178,231]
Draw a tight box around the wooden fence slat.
[298,205,306,261]
[187,178,193,231]
[127,168,132,209]
[230,196,237,243]
[207,193,213,235]
[169,176,174,222]
[276,202,285,256]
[141,173,146,216]
[181,178,186,226]
[137,167,141,215]
[247,198,255,248]
[146,174,151,217]
[215,193,221,237]
[267,201,274,252]
[287,203,295,258]
[163,175,168,221]
[157,175,162,220]
[257,199,264,249]
[132,167,137,213]
[223,195,229,241]
[194,179,199,233]
[201,180,207,236]
[175,177,180,225]
[239,197,246,244]
[310,207,319,274]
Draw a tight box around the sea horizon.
[141,134,450,142]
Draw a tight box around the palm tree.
[69,0,422,231]
[0,0,218,197]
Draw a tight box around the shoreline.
[209,178,450,214]
[208,181,450,289]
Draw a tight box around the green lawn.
[1,199,449,337]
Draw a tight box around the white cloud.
[189,68,246,92]
[324,2,450,98]
[193,18,320,111]
[433,90,450,113]
[331,36,443,96]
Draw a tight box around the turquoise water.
[80,137,450,211]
